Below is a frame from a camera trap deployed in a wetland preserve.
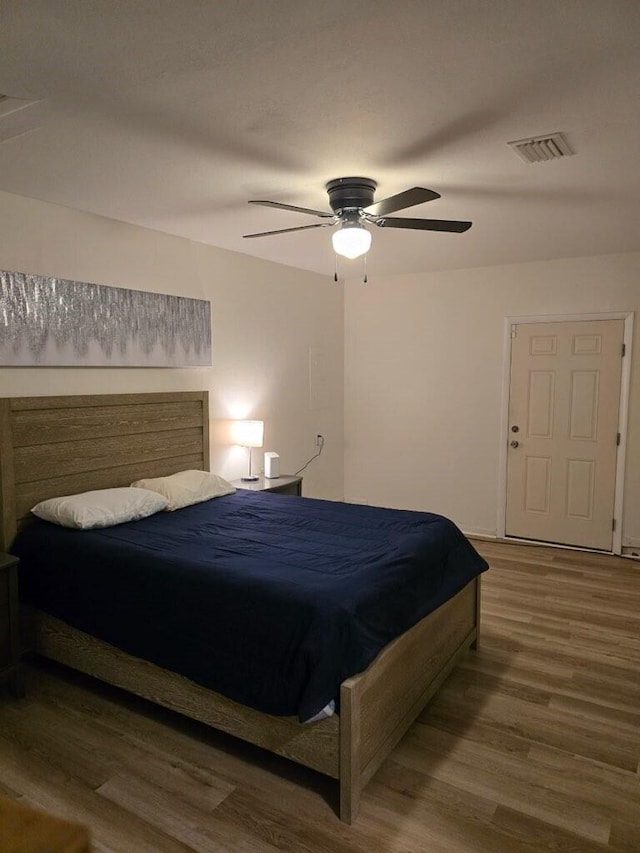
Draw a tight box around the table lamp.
[231,419,264,481]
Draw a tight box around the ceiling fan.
[243,177,472,262]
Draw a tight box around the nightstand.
[0,553,23,697]
[231,475,303,496]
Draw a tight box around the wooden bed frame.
[0,391,481,823]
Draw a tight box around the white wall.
[344,252,640,547]
[0,190,344,499]
[3,189,637,545]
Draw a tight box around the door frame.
[497,311,634,554]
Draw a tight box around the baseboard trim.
[464,530,640,564]
[463,531,497,542]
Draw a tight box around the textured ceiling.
[1,0,639,278]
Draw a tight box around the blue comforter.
[12,490,488,721]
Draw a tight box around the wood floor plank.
[0,699,120,789]
[490,806,611,853]
[524,745,640,818]
[609,817,640,852]
[429,684,637,770]
[393,725,614,844]
[359,785,529,853]
[97,773,236,852]
[0,733,192,851]
[1,539,638,851]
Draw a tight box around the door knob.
[510,440,519,448]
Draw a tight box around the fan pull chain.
[333,254,369,282]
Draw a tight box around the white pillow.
[130,469,236,511]
[31,487,169,529]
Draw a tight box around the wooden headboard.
[0,391,209,551]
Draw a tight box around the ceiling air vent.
[507,132,573,164]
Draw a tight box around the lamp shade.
[231,419,264,448]
[331,223,372,259]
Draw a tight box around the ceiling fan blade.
[243,223,333,238]
[376,217,472,233]
[249,200,333,218]
[364,187,441,216]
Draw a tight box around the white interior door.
[505,319,624,550]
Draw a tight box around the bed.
[0,391,486,822]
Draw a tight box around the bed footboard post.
[339,678,362,824]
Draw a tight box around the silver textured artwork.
[0,270,211,367]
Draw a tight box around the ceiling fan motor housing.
[326,177,377,213]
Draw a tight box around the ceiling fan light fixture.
[331,222,372,260]
[245,178,471,271]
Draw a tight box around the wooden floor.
[0,540,638,852]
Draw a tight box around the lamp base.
[241,474,260,482]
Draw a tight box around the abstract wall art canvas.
[0,270,212,367]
